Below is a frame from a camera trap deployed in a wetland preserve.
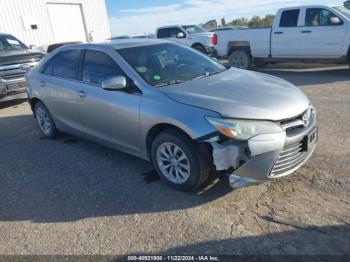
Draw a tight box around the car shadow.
[0,98,28,109]
[0,114,232,223]
[158,224,350,255]
[254,63,349,87]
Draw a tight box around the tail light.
[211,34,218,45]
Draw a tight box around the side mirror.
[330,16,341,25]
[29,44,36,50]
[102,76,127,91]
[177,32,185,38]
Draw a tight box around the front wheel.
[151,129,211,191]
[34,101,58,138]
[229,49,252,70]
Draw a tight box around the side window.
[279,9,300,27]
[41,59,54,75]
[305,8,343,26]
[82,50,125,86]
[157,29,169,38]
[51,50,82,80]
[168,27,184,38]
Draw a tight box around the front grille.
[0,68,26,80]
[270,142,309,177]
[280,107,313,135]
[7,81,27,90]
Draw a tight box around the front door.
[298,8,346,57]
[76,49,141,154]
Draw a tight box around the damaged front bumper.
[207,110,318,189]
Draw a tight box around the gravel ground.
[0,64,349,255]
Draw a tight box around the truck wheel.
[229,49,252,70]
[193,44,206,54]
[151,129,211,191]
[34,101,58,138]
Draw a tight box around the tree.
[227,14,275,28]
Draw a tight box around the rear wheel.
[151,129,211,191]
[193,44,206,54]
[229,49,252,70]
[34,101,58,138]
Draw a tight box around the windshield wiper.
[192,70,224,81]
[154,79,186,88]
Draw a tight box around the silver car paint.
[162,68,309,121]
[27,43,220,160]
[26,40,317,185]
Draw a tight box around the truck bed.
[215,27,272,58]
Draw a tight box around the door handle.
[274,31,284,35]
[39,81,46,87]
[76,90,87,98]
[301,30,312,33]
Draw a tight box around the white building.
[0,0,111,48]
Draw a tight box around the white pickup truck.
[156,25,217,55]
[213,5,350,69]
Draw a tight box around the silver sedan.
[26,39,317,191]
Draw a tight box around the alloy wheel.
[156,142,191,184]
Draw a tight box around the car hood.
[161,68,309,121]
[0,49,45,66]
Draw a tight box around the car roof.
[54,39,174,53]
[278,5,332,11]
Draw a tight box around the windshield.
[117,43,226,87]
[182,25,206,34]
[0,35,27,51]
[334,6,350,19]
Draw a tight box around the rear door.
[298,7,346,57]
[76,49,141,153]
[39,49,82,131]
[271,9,301,57]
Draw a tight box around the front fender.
[139,91,220,159]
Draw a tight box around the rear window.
[45,50,82,80]
[280,9,300,27]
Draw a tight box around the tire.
[34,101,58,138]
[228,49,252,70]
[151,129,211,191]
[193,44,206,54]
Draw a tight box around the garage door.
[47,3,87,43]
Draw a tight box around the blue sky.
[106,0,345,35]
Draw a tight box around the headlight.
[206,117,283,140]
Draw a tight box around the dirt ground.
[0,64,349,255]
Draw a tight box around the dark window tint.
[42,59,54,75]
[82,50,125,85]
[157,28,169,38]
[168,27,184,38]
[51,50,82,80]
[280,9,300,27]
[305,8,343,26]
